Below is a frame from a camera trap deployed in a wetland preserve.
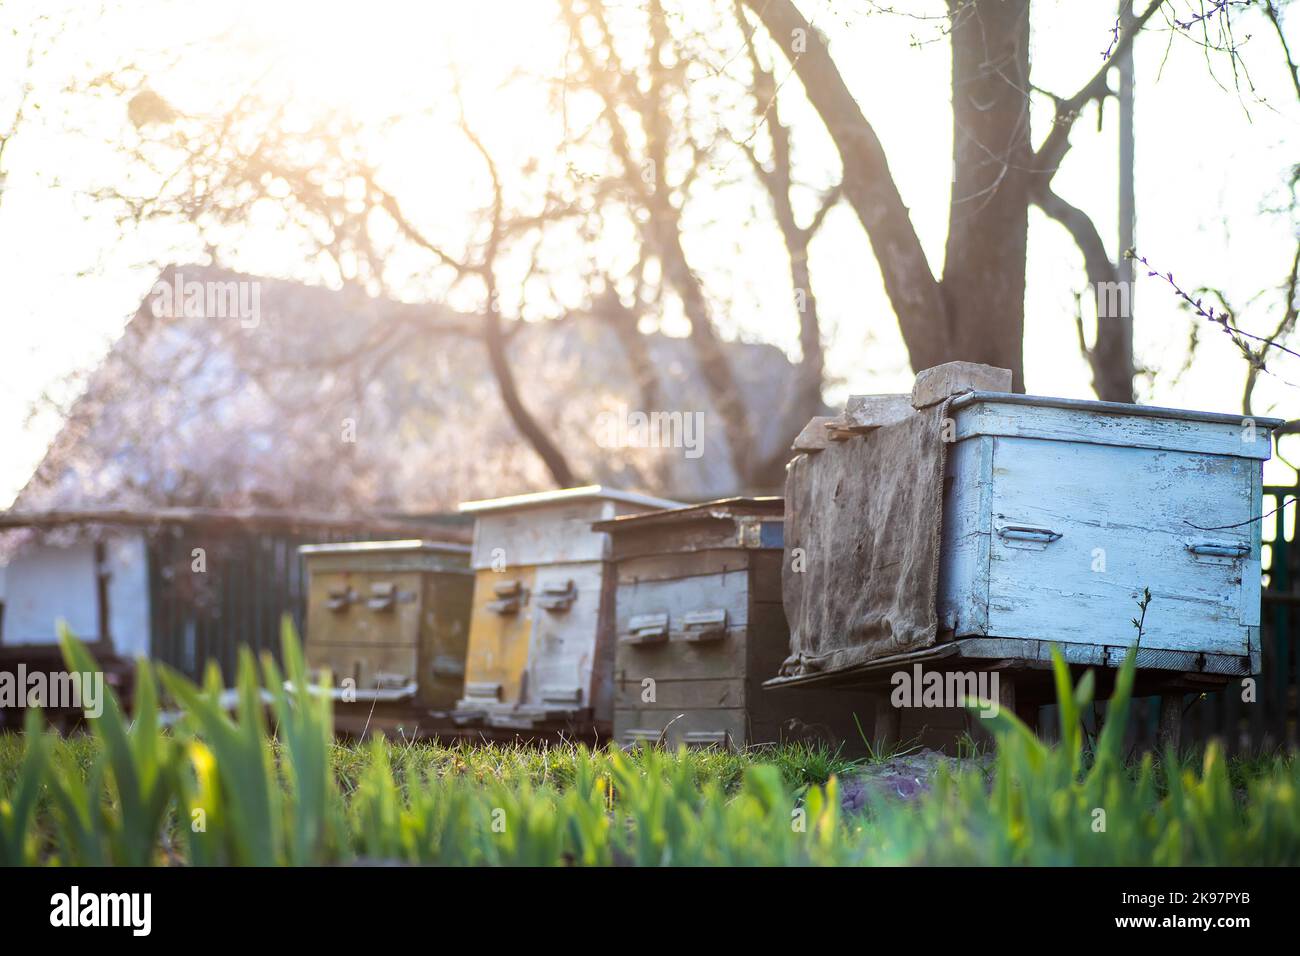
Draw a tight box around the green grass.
[1,621,1297,865]
[322,735,864,798]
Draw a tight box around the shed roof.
[459,485,681,515]
[298,539,470,556]
[0,506,469,540]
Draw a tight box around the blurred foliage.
[0,624,1297,866]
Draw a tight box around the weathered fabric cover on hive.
[780,401,950,677]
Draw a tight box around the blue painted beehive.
[938,392,1283,675]
[775,367,1286,694]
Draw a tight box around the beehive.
[937,391,1282,674]
[299,540,473,707]
[776,383,1282,690]
[453,486,680,732]
[595,498,866,749]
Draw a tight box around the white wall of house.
[0,531,151,657]
[2,539,98,643]
[107,534,151,658]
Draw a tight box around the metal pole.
[1118,0,1137,374]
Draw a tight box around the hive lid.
[458,484,681,515]
[591,496,783,533]
[298,539,471,556]
[951,391,1286,429]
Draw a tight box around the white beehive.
[939,392,1282,674]
[453,486,680,732]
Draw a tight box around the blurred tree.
[65,0,1292,494]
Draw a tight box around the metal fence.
[147,515,469,682]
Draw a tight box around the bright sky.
[1,0,1298,507]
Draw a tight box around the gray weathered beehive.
[595,498,866,749]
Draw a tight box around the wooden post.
[94,540,112,647]
[997,671,1016,721]
[1014,698,1039,733]
[1000,671,1041,734]
[1157,693,1183,753]
[1117,0,1137,378]
[873,693,901,753]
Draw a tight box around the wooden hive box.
[453,486,680,732]
[938,392,1283,676]
[596,498,867,749]
[299,540,473,708]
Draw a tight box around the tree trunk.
[940,0,1032,390]
[482,300,578,488]
[566,0,757,484]
[742,0,1032,386]
[653,216,758,481]
[739,0,950,374]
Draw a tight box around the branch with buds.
[1130,251,1300,377]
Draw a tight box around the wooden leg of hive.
[996,671,1016,722]
[994,671,1040,735]
[1157,693,1183,754]
[873,693,901,753]
[1014,697,1040,733]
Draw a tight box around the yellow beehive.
[300,540,473,709]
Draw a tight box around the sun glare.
[232,1,563,132]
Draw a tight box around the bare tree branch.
[733,0,835,482]
[562,0,760,480]
[738,0,950,372]
[455,96,579,487]
[1032,0,1164,180]
[1033,186,1134,402]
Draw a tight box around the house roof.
[18,265,810,515]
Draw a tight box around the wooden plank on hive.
[791,416,834,451]
[614,677,746,710]
[614,549,749,584]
